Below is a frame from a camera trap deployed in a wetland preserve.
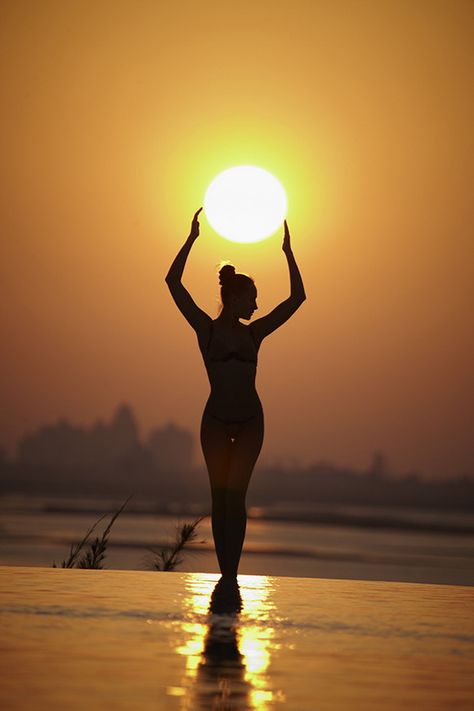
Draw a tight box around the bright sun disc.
[203,165,287,243]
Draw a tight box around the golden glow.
[2,3,471,479]
[203,166,288,243]
[160,115,319,260]
[172,573,285,710]
[240,626,274,675]
[175,622,208,673]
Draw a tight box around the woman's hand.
[189,207,203,241]
[282,219,292,254]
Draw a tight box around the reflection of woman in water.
[191,584,246,710]
[165,207,306,587]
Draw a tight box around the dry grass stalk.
[147,516,205,571]
[53,495,133,569]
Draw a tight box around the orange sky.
[1,1,473,478]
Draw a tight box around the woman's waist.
[206,372,257,391]
[204,360,257,378]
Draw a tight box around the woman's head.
[217,262,258,320]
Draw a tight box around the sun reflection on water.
[172,574,285,710]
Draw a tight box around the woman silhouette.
[165,207,306,585]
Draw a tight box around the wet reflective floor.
[1,566,473,709]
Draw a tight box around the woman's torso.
[197,319,262,420]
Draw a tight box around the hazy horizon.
[2,400,472,482]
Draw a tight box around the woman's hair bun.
[218,263,236,286]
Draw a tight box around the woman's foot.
[218,573,238,586]
[210,576,242,614]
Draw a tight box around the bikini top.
[206,320,258,364]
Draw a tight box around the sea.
[1,493,473,586]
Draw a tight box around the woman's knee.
[225,488,247,515]
[211,486,227,510]
[212,485,246,516]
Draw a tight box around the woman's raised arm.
[282,219,306,303]
[165,207,202,283]
[250,220,306,344]
[165,208,211,331]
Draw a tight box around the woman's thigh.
[200,409,233,489]
[227,410,264,494]
[200,408,265,492]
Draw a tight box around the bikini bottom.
[202,407,264,441]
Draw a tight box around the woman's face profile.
[233,284,258,320]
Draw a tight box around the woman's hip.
[200,400,264,441]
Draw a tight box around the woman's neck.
[217,308,242,328]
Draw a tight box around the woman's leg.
[200,410,233,575]
[224,410,264,578]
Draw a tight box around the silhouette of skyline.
[16,403,194,474]
[1,402,472,517]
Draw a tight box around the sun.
[203,165,287,243]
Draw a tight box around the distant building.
[368,451,389,479]
[146,422,193,473]
[18,418,87,468]
[17,402,141,469]
[16,403,194,478]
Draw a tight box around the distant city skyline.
[13,403,194,474]
[1,401,471,483]
[2,400,472,518]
